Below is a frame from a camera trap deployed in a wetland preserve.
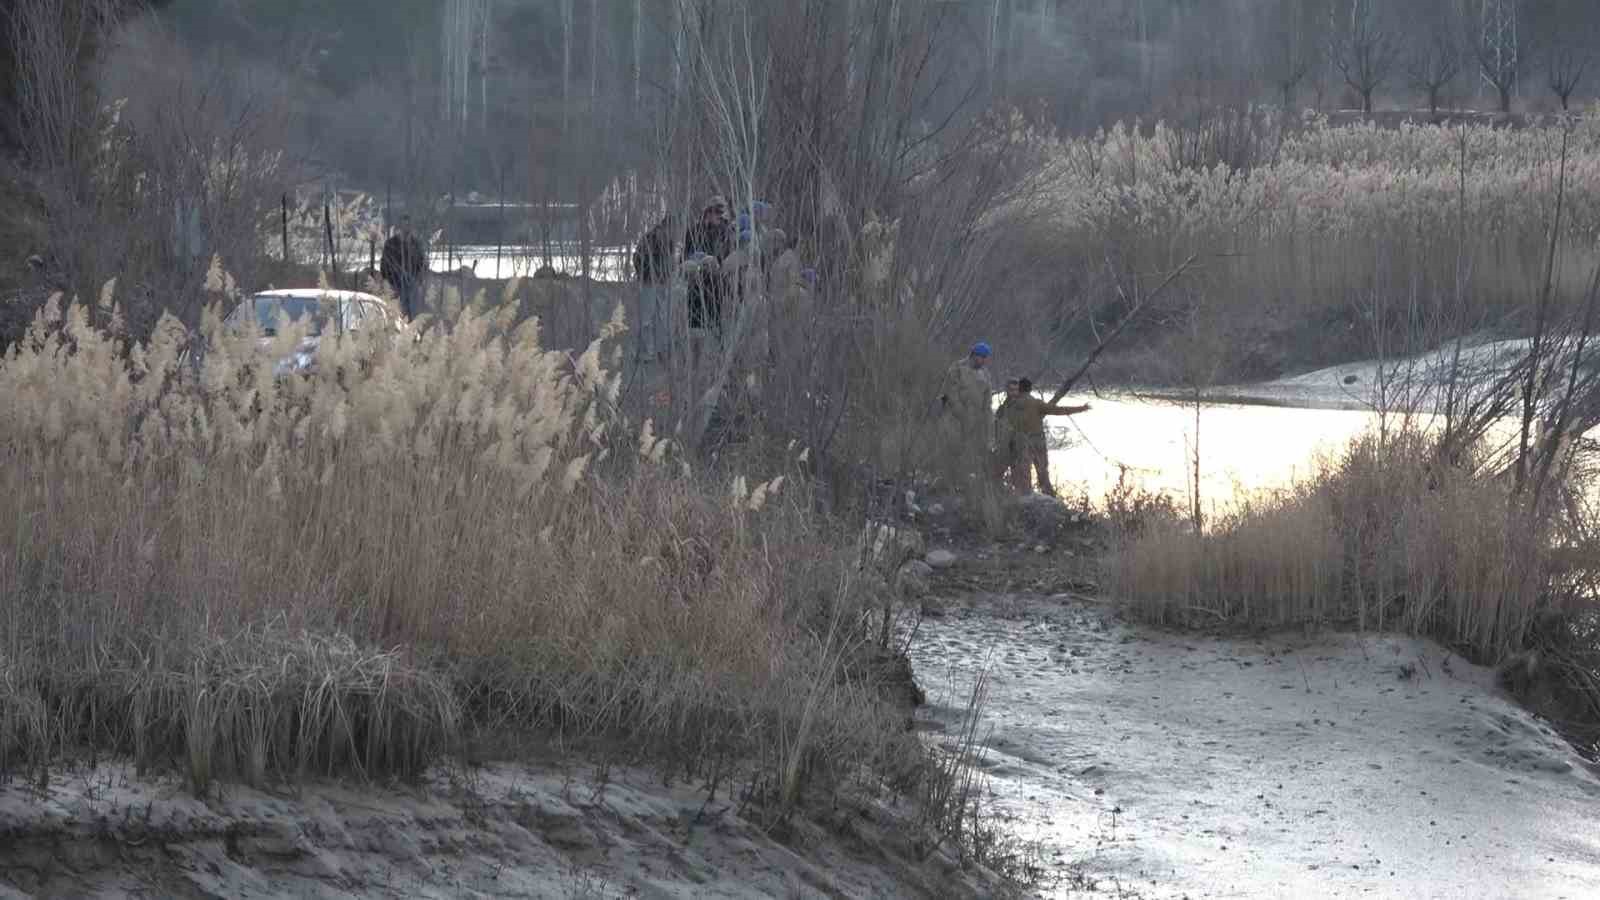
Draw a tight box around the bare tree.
[1547,44,1590,111]
[1406,30,1462,117]
[1335,7,1399,115]
[1258,0,1316,111]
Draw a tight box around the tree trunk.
[481,0,490,137]
[561,0,572,133]
[671,0,683,98]
[986,0,1000,96]
[847,0,858,94]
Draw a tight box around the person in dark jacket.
[381,215,429,320]
[683,196,733,339]
[632,212,677,363]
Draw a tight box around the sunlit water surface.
[1042,392,1547,516]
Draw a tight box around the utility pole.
[1480,0,1518,102]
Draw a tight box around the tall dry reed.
[1030,113,1600,379]
[1108,430,1566,664]
[0,280,899,803]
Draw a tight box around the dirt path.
[910,551,1600,899]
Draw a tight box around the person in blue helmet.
[937,341,998,477]
[941,341,995,433]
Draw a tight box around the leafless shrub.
[1335,8,1400,115]
[6,4,296,346]
[1407,31,1463,118]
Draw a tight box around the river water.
[1043,341,1563,517]
[1044,392,1386,517]
[428,244,631,281]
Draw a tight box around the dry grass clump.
[1108,429,1565,663]
[0,281,901,804]
[0,625,457,792]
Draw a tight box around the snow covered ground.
[912,591,1600,899]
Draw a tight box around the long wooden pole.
[1046,254,1197,407]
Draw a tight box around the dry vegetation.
[1081,109,1600,754]
[12,2,1600,887]
[0,281,952,833]
[1024,111,1600,383]
[0,10,1054,883]
[1107,425,1600,751]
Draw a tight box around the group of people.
[943,342,1090,496]
[633,204,1090,496]
[632,194,809,364]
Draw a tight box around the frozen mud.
[0,759,997,899]
[911,592,1600,899]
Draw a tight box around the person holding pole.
[995,376,1089,496]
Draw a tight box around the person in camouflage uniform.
[994,376,1090,496]
[938,342,997,477]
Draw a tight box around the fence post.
[281,193,290,276]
